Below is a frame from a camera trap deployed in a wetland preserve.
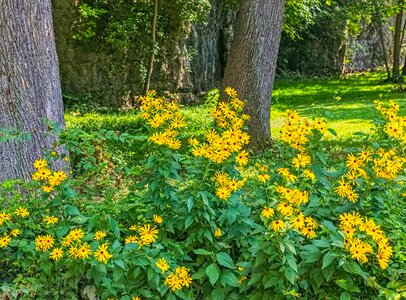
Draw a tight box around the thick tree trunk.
[222,0,285,151]
[0,0,65,181]
[393,10,403,80]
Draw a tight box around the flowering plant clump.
[1,91,406,299]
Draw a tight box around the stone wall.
[52,0,235,106]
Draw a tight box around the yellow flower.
[42,185,54,193]
[156,257,170,274]
[214,171,230,186]
[50,247,64,260]
[36,168,52,180]
[94,243,113,264]
[43,216,58,225]
[33,159,48,170]
[276,202,293,216]
[188,138,199,147]
[61,236,74,247]
[377,253,389,269]
[261,207,274,219]
[35,234,55,252]
[224,86,238,97]
[216,186,232,201]
[0,234,11,248]
[125,235,140,245]
[129,225,139,231]
[214,228,222,237]
[164,267,192,291]
[341,226,356,239]
[10,229,20,237]
[167,139,181,150]
[94,230,107,241]
[14,207,29,217]
[270,220,285,231]
[301,227,316,239]
[346,153,363,171]
[335,178,351,197]
[303,169,316,180]
[153,214,163,224]
[257,173,270,182]
[277,168,297,182]
[290,215,305,230]
[132,297,142,300]
[0,212,11,226]
[68,246,79,258]
[238,275,247,285]
[138,224,158,246]
[48,171,67,186]
[76,243,92,259]
[292,153,311,169]
[68,228,85,241]
[235,150,248,166]
[305,217,319,229]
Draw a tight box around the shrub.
[1,90,405,299]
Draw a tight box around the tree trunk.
[143,0,159,95]
[0,0,65,181]
[377,22,391,79]
[222,0,285,151]
[393,10,403,80]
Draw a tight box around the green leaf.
[327,128,337,136]
[211,288,225,300]
[216,252,235,269]
[56,221,70,237]
[286,254,298,272]
[340,292,351,300]
[322,252,336,269]
[186,197,194,212]
[284,267,296,285]
[206,263,221,286]
[64,205,80,216]
[109,219,120,238]
[220,271,239,287]
[193,249,212,256]
[313,270,324,288]
[114,259,125,269]
[70,215,88,224]
[185,215,194,229]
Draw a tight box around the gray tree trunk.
[222,0,285,151]
[0,0,65,181]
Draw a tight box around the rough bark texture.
[0,0,65,181]
[222,0,285,150]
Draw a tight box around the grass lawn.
[65,72,406,144]
[271,72,406,141]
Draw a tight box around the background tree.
[143,0,159,95]
[222,0,285,150]
[0,0,65,181]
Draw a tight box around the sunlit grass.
[271,72,406,142]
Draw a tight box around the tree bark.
[377,22,391,79]
[393,10,403,80]
[0,0,65,181]
[222,0,285,151]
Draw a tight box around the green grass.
[271,72,406,141]
[65,72,406,145]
